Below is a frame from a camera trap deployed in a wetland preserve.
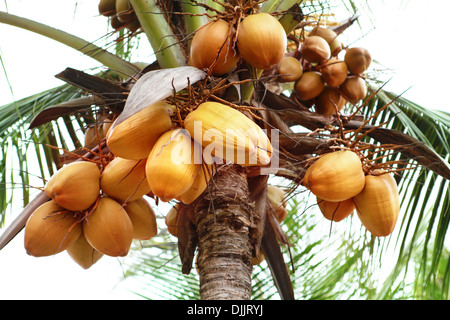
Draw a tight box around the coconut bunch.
[190,12,287,75]
[303,150,400,237]
[23,160,158,269]
[98,0,141,32]
[279,26,372,116]
[105,98,273,205]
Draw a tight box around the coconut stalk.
[0,11,140,76]
[129,0,188,68]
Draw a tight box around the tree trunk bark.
[194,164,253,300]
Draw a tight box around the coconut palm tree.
[0,0,449,300]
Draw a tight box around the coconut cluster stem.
[0,11,140,76]
[129,0,188,69]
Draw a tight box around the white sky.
[0,0,449,300]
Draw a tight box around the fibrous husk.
[24,200,82,257]
[44,161,101,211]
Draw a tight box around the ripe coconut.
[98,0,116,16]
[237,13,287,70]
[320,58,348,87]
[339,76,367,104]
[66,232,103,269]
[116,0,135,23]
[190,19,239,75]
[294,71,325,101]
[309,26,342,55]
[184,102,273,166]
[353,171,400,237]
[44,161,101,211]
[315,86,347,116]
[303,150,365,202]
[300,36,331,63]
[124,197,158,240]
[344,47,372,74]
[83,197,133,257]
[146,129,199,202]
[317,197,355,222]
[277,56,303,83]
[100,157,150,203]
[106,101,173,160]
[24,200,82,257]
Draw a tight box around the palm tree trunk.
[194,164,253,300]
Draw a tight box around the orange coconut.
[100,157,150,203]
[339,75,367,104]
[165,204,180,237]
[66,232,103,269]
[190,19,239,75]
[184,102,273,166]
[106,101,173,160]
[353,171,400,237]
[315,86,347,116]
[277,56,303,83]
[300,36,331,63]
[176,163,213,204]
[44,161,101,211]
[24,200,82,257]
[317,197,355,222]
[303,150,365,202]
[237,13,287,70]
[294,71,325,101]
[344,47,372,74]
[83,197,133,257]
[124,197,158,240]
[146,129,199,202]
[320,58,348,87]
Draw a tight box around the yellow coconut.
[100,157,150,203]
[106,101,173,160]
[309,26,342,55]
[124,197,158,240]
[277,56,303,83]
[344,47,372,74]
[300,36,331,63]
[24,200,82,257]
[315,86,347,116]
[190,19,239,75]
[294,71,325,101]
[66,232,103,269]
[176,163,213,204]
[267,185,288,223]
[237,13,287,70]
[320,58,348,88]
[83,197,133,257]
[44,161,101,211]
[184,102,273,166]
[317,197,355,222]
[303,150,365,202]
[146,129,199,202]
[353,171,400,237]
[339,75,367,104]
